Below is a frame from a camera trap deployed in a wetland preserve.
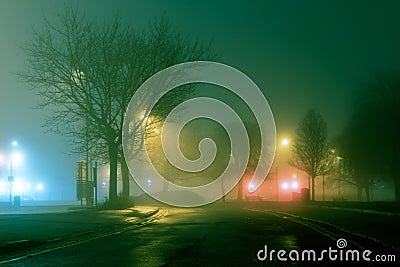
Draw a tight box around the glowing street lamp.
[9,141,18,203]
[281,138,289,147]
[9,141,18,176]
[36,183,43,201]
[276,137,290,201]
[281,181,289,190]
[281,180,300,191]
[0,153,4,167]
[291,181,299,190]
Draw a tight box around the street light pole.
[322,167,325,201]
[322,162,329,201]
[275,166,278,201]
[275,138,290,202]
[9,158,13,204]
[9,141,17,204]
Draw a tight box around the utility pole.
[322,169,325,201]
[275,166,278,201]
[93,161,98,208]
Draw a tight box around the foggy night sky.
[0,0,399,198]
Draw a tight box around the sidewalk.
[306,201,400,217]
[0,201,84,215]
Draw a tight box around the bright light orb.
[281,181,289,190]
[12,152,23,164]
[14,181,24,192]
[281,138,289,146]
[291,181,299,190]
[36,184,43,190]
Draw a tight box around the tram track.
[0,207,167,265]
[269,209,400,255]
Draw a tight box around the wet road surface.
[0,202,398,266]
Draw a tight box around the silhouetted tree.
[290,109,329,201]
[20,7,212,203]
[339,72,400,202]
[336,111,379,201]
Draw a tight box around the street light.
[36,183,43,200]
[281,181,289,190]
[322,162,328,201]
[322,149,339,201]
[276,137,290,201]
[281,138,289,146]
[9,141,18,204]
[291,181,299,190]
[281,180,300,191]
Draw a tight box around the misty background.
[0,0,399,201]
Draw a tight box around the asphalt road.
[0,202,399,266]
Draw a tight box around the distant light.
[11,141,18,147]
[12,152,23,164]
[36,184,43,190]
[292,174,297,178]
[291,181,299,190]
[281,138,289,146]
[281,182,289,190]
[147,179,152,186]
[14,181,23,192]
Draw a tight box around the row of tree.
[20,7,213,203]
[290,73,400,202]
[22,7,399,204]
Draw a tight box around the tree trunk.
[391,161,400,203]
[311,176,315,201]
[394,178,400,203]
[365,186,370,202]
[357,186,362,201]
[370,185,374,201]
[108,142,118,202]
[121,156,130,198]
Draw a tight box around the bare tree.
[336,72,400,202]
[290,109,329,201]
[20,7,212,203]
[336,113,378,201]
